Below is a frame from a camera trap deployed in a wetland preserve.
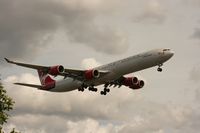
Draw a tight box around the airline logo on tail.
[38,69,55,90]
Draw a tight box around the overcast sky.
[1,0,200,132]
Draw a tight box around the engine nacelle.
[85,69,100,80]
[129,80,145,90]
[122,77,138,86]
[48,65,64,76]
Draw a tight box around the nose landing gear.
[157,67,162,72]
[157,64,163,72]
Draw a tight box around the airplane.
[5,48,174,95]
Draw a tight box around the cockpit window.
[163,49,170,51]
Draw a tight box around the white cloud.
[81,58,101,69]
[66,118,116,133]
[5,115,119,133]
[3,73,143,120]
[3,73,199,133]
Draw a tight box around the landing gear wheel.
[94,88,98,92]
[88,87,92,91]
[78,88,84,92]
[104,88,110,92]
[106,88,110,92]
[100,91,107,95]
[81,83,88,89]
[157,64,163,72]
[157,67,162,72]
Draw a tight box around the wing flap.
[64,68,109,80]
[64,68,84,75]
[64,68,109,75]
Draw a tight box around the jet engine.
[129,80,145,89]
[122,77,144,89]
[48,65,64,76]
[122,77,138,86]
[85,69,100,80]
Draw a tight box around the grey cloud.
[6,105,198,133]
[6,115,117,133]
[190,64,200,104]
[118,104,192,133]
[65,24,128,55]
[195,88,200,103]
[181,0,200,7]
[0,0,128,64]
[3,73,200,133]
[0,0,59,59]
[134,11,166,24]
[191,28,200,40]
[133,0,166,24]
[189,64,200,132]
[190,64,200,82]
[4,74,140,121]
[8,115,69,133]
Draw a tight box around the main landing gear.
[78,83,98,92]
[157,64,163,72]
[78,87,84,92]
[100,84,110,95]
[78,83,111,95]
[88,86,98,92]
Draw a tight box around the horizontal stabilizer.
[14,83,43,89]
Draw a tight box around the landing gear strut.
[78,83,88,92]
[157,64,163,72]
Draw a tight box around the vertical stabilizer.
[38,69,55,90]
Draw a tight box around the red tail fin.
[38,70,55,90]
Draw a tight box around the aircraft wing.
[4,58,48,70]
[5,58,109,80]
[64,68,86,76]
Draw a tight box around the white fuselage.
[51,49,174,92]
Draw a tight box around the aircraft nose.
[159,49,174,62]
[166,50,174,59]
[169,51,174,57]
